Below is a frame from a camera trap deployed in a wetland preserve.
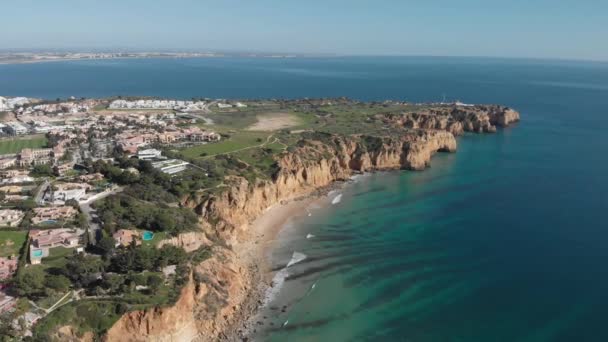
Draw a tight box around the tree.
[97,236,116,258]
[147,275,163,295]
[44,274,70,293]
[102,274,124,294]
[31,164,54,177]
[65,198,79,209]
[14,267,45,298]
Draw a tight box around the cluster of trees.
[14,243,193,300]
[13,268,71,299]
[95,194,198,236]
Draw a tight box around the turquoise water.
[142,231,154,241]
[32,249,43,257]
[2,57,608,341]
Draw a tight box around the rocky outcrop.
[157,232,213,253]
[185,131,457,243]
[381,104,520,134]
[106,247,251,342]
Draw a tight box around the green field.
[181,131,270,159]
[0,230,27,257]
[0,135,48,154]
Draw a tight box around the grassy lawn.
[181,131,270,159]
[40,246,75,269]
[0,135,48,154]
[0,230,27,257]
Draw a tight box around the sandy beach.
[222,182,344,340]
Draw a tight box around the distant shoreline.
[0,54,302,66]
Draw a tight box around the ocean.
[2,57,608,341]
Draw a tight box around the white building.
[137,148,163,160]
[217,103,233,109]
[151,159,189,175]
[3,122,28,135]
[235,102,247,108]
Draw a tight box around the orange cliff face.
[99,106,519,342]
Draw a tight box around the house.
[29,228,83,264]
[31,206,77,225]
[217,103,233,109]
[77,173,104,182]
[46,182,92,204]
[0,157,16,170]
[0,291,16,314]
[30,228,81,249]
[0,257,18,280]
[113,229,141,247]
[0,209,25,227]
[18,148,54,166]
[3,122,28,135]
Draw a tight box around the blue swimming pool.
[32,249,43,257]
[142,231,154,241]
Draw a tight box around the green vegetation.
[180,131,270,158]
[95,194,198,236]
[33,300,125,338]
[0,230,27,257]
[0,135,48,154]
[142,231,167,247]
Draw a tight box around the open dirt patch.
[247,113,300,131]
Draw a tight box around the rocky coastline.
[96,105,520,342]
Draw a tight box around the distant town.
[0,51,299,64]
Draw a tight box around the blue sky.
[1,0,607,60]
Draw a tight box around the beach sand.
[223,182,345,340]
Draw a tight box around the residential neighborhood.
[0,95,226,337]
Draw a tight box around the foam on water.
[331,194,343,204]
[261,252,307,307]
[306,234,315,239]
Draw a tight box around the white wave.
[287,251,307,268]
[261,252,307,308]
[311,282,317,289]
[331,194,343,205]
[262,268,289,307]
[306,234,315,239]
[282,320,289,327]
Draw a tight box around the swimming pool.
[32,249,43,257]
[142,231,154,241]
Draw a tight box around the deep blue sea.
[1,57,608,341]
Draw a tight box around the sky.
[1,0,607,61]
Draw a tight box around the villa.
[0,257,18,280]
[45,182,92,204]
[29,228,83,264]
[0,209,25,226]
[113,229,141,247]
[31,206,77,225]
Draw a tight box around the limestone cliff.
[103,106,519,341]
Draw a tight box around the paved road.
[33,179,50,205]
[79,186,122,245]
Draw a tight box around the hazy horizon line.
[1,48,607,64]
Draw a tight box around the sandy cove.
[223,183,344,341]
